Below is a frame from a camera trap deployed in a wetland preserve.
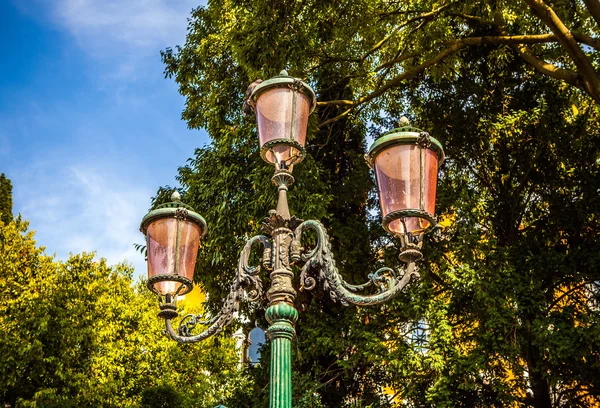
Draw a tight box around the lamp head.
[366,119,444,258]
[250,70,316,169]
[140,191,207,317]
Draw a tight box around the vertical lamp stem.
[266,303,297,408]
[265,174,298,407]
[272,170,294,220]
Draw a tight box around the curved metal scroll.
[294,220,418,306]
[164,235,271,343]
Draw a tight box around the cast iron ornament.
[161,175,422,342]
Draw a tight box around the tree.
[161,0,600,406]
[140,385,184,408]
[382,45,600,407]
[0,218,249,408]
[0,173,13,224]
[163,0,600,130]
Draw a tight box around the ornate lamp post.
[140,71,444,408]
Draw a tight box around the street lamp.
[365,118,445,263]
[140,71,444,408]
[140,192,207,319]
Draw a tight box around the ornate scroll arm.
[294,220,419,306]
[164,235,272,343]
[237,235,272,302]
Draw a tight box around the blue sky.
[0,0,209,275]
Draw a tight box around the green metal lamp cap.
[139,191,208,237]
[251,70,317,113]
[366,118,445,168]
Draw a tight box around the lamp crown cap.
[279,69,288,76]
[399,116,410,126]
[171,191,181,202]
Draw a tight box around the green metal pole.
[266,303,298,408]
[264,169,298,408]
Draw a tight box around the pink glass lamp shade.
[251,70,316,168]
[140,192,207,301]
[366,121,444,244]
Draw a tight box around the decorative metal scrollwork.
[178,313,219,337]
[238,235,271,302]
[162,219,419,342]
[294,220,419,306]
[174,207,189,220]
[164,235,271,343]
[417,131,432,149]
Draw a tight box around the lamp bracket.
[293,220,419,306]
[162,235,271,343]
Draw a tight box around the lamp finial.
[171,191,181,202]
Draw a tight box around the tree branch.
[449,10,600,50]
[317,106,355,128]
[361,3,454,62]
[444,33,600,47]
[316,34,587,123]
[447,12,495,26]
[572,32,600,51]
[374,52,419,72]
[546,281,591,313]
[582,0,600,28]
[511,43,579,86]
[523,0,600,101]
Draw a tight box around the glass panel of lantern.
[367,126,444,239]
[251,71,316,168]
[140,195,207,298]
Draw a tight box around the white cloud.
[15,0,203,82]
[5,0,209,278]
[54,0,200,55]
[16,163,152,277]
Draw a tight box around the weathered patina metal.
[366,124,445,163]
[140,192,207,237]
[159,171,424,407]
[381,208,436,236]
[163,234,270,343]
[140,192,208,306]
[146,75,443,407]
[293,220,420,306]
[365,119,445,262]
[251,70,317,113]
[270,169,297,221]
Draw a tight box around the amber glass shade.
[256,87,311,165]
[375,144,439,235]
[146,217,202,296]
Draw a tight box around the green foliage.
[404,48,600,406]
[160,0,600,406]
[140,385,184,408]
[0,219,249,408]
[0,173,13,224]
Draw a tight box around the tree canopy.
[163,0,600,133]
[0,173,13,224]
[160,0,600,406]
[0,217,249,408]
